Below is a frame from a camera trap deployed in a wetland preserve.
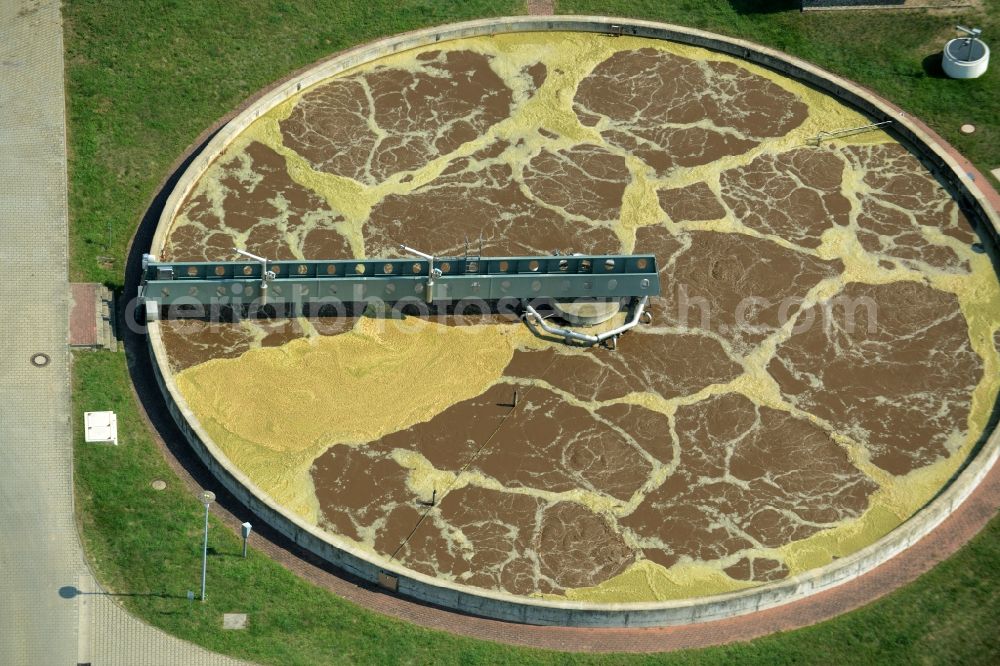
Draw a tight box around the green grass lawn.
[74,349,1000,665]
[65,0,526,285]
[67,0,1000,663]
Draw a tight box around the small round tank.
[942,26,989,79]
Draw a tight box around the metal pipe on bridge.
[523,296,651,349]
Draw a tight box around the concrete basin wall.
[144,16,1000,627]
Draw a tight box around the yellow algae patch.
[194,426,323,524]
[390,448,458,500]
[176,317,545,523]
[939,252,1000,442]
[475,32,608,146]
[616,162,664,249]
[779,503,902,573]
[177,317,535,451]
[547,559,756,603]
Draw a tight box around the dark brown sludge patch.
[636,227,844,354]
[365,141,621,257]
[371,382,514,471]
[280,50,514,185]
[164,141,350,262]
[523,61,547,91]
[658,181,726,222]
[473,387,663,502]
[724,557,789,583]
[160,320,256,372]
[359,482,635,596]
[844,144,973,272]
[354,380,669,503]
[397,488,633,596]
[574,49,807,175]
[596,403,674,465]
[769,281,982,475]
[312,446,414,543]
[308,376,673,594]
[536,502,634,590]
[523,144,631,220]
[622,393,876,568]
[256,318,308,348]
[505,335,741,403]
[719,148,850,248]
[394,487,548,595]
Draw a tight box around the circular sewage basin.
[144,18,1000,626]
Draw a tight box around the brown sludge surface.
[719,148,851,248]
[160,34,996,602]
[165,141,351,262]
[635,227,845,354]
[364,138,622,257]
[621,393,878,568]
[573,48,808,174]
[279,50,515,185]
[769,282,982,475]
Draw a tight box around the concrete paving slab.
[70,283,99,346]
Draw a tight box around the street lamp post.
[199,490,215,602]
[240,522,252,559]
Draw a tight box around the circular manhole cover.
[151,480,167,491]
[30,353,50,367]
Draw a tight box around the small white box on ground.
[84,411,118,445]
[223,613,248,630]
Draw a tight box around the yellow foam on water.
[176,317,545,523]
[547,558,757,603]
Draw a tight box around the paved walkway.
[526,0,555,15]
[0,0,82,662]
[0,1,250,663]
